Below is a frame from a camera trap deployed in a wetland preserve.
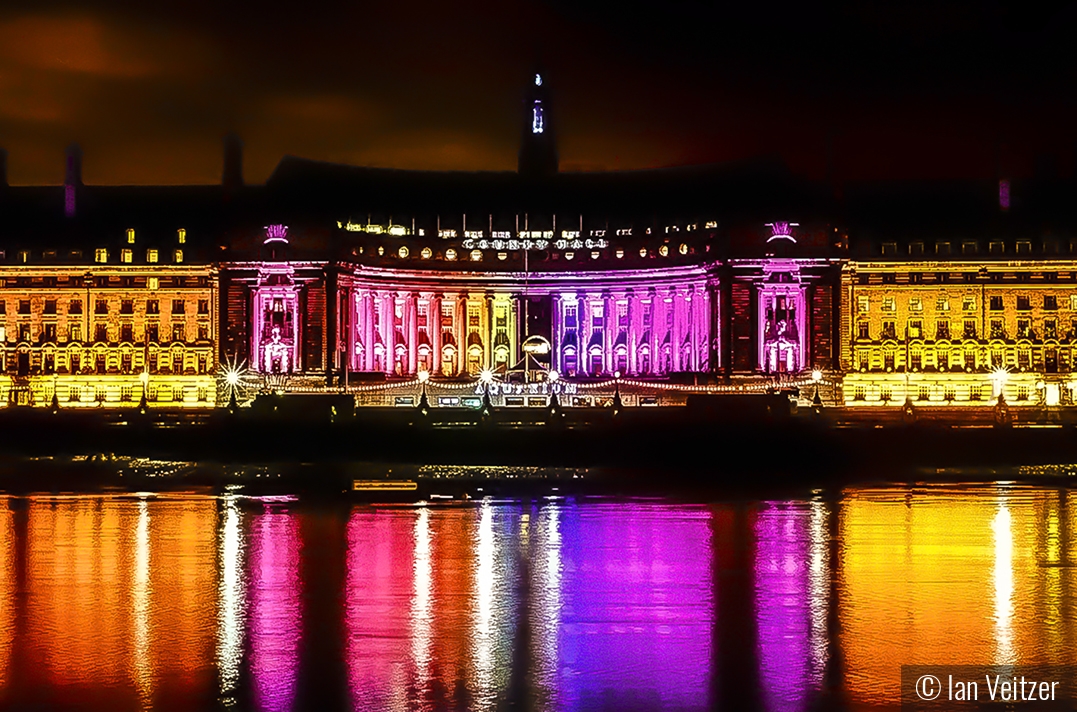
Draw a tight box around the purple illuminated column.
[551,294,562,373]
[627,289,638,375]
[364,291,375,372]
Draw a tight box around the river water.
[0,482,1073,711]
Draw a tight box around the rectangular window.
[970,385,983,401]
[963,296,976,312]
[198,323,209,341]
[857,321,870,339]
[44,299,57,315]
[857,296,869,313]
[121,249,132,263]
[964,350,975,369]
[1045,295,1058,310]
[989,296,1003,311]
[908,320,922,338]
[962,241,978,255]
[126,228,136,244]
[937,241,951,255]
[147,323,159,342]
[44,323,56,342]
[17,300,30,315]
[0,301,5,315]
[883,353,895,371]
[172,323,185,342]
[177,228,186,244]
[172,299,185,315]
[1017,319,1031,339]
[147,299,159,314]
[173,249,183,263]
[1070,294,1077,311]
[882,297,896,312]
[936,321,950,340]
[936,297,950,312]
[147,249,158,263]
[197,299,209,315]
[69,299,82,315]
[918,385,930,401]
[120,324,132,342]
[95,248,107,263]
[990,319,1005,339]
[910,351,922,370]
[944,387,956,401]
[70,324,82,342]
[881,321,896,339]
[1046,318,1057,339]
[147,277,159,290]
[1017,295,1031,311]
[592,302,605,327]
[963,320,977,339]
[908,297,923,312]
[95,300,108,315]
[1017,385,1029,400]
[95,324,108,342]
[854,386,866,401]
[617,301,629,328]
[120,299,133,314]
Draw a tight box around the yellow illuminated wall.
[0,265,218,408]
[841,261,1077,407]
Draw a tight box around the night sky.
[0,1,1074,185]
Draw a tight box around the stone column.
[551,294,562,373]
[431,294,442,375]
[689,287,699,371]
[604,292,615,374]
[627,289,638,375]
[456,294,467,375]
[406,292,418,375]
[484,293,494,370]
[385,293,396,375]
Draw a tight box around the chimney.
[223,133,243,191]
[64,143,82,218]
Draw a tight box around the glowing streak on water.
[808,500,830,681]
[132,499,151,710]
[473,501,497,709]
[993,501,1015,665]
[216,496,245,708]
[410,508,432,694]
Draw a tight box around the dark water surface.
[0,483,1073,711]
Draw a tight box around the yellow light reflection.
[993,501,1015,665]
[472,500,497,708]
[808,499,829,681]
[132,499,152,709]
[410,507,432,695]
[0,500,13,692]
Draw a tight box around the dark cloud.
[0,1,1074,184]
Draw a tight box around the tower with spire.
[518,70,558,179]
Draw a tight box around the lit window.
[909,297,922,312]
[173,249,183,263]
[532,101,544,134]
[882,297,895,312]
[1070,294,1077,311]
[639,248,647,258]
[445,248,457,261]
[398,246,409,258]
[126,228,135,244]
[95,248,107,263]
[658,245,669,257]
[936,297,950,311]
[565,251,574,260]
[498,252,508,261]
[679,243,688,255]
[963,296,976,311]
[147,249,158,263]
[177,228,186,244]
[615,249,624,259]
[857,296,869,313]
[590,251,599,259]
[470,250,482,261]
[421,247,432,259]
[148,277,158,290]
[121,249,132,263]
[18,251,29,263]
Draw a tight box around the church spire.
[518,70,558,178]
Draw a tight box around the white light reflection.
[410,508,433,694]
[473,501,497,710]
[992,501,1015,665]
[808,499,829,684]
[532,503,562,707]
[133,499,152,710]
[216,495,245,708]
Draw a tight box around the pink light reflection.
[248,506,302,712]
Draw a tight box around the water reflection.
[248,502,302,712]
[1,486,1077,710]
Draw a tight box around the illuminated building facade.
[840,247,1077,408]
[0,254,217,408]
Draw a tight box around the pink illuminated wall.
[248,505,302,712]
[251,271,301,374]
[757,263,808,374]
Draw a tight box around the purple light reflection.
[248,506,302,712]
[557,503,712,711]
[754,502,825,712]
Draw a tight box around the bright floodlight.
[614,370,621,379]
[417,369,430,383]
[548,370,559,382]
[139,371,149,386]
[991,366,1010,384]
[811,369,823,382]
[226,368,241,386]
[479,369,494,384]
